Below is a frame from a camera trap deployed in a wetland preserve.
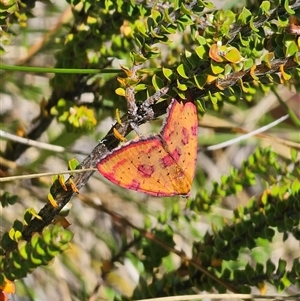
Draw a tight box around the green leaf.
[31,233,40,249]
[152,74,164,90]
[195,45,208,59]
[18,241,29,260]
[150,9,162,25]
[239,32,250,46]
[276,259,287,276]
[162,67,173,81]
[1,232,14,249]
[134,84,147,92]
[224,47,243,63]
[176,15,194,27]
[176,79,188,91]
[68,158,80,170]
[245,263,255,278]
[284,0,295,14]
[199,0,214,9]
[193,74,206,89]
[176,64,189,79]
[160,24,176,34]
[249,17,259,32]
[259,1,271,15]
[180,3,191,15]
[173,87,185,99]
[285,39,298,56]
[290,148,298,163]
[208,91,218,104]
[0,192,18,207]
[131,51,147,64]
[30,251,43,266]
[266,259,276,275]
[196,98,206,112]
[215,236,226,251]
[211,60,224,75]
[291,179,300,193]
[163,8,174,24]
[238,7,252,24]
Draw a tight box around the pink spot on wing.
[137,164,155,178]
[102,171,117,182]
[143,144,157,154]
[103,157,128,174]
[160,153,173,167]
[164,128,174,141]
[160,148,181,167]
[128,179,141,190]
[181,127,189,145]
[171,148,181,161]
[191,124,197,136]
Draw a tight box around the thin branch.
[135,293,300,301]
[205,114,289,151]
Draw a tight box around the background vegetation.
[0,0,299,300]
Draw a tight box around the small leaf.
[68,158,79,170]
[173,87,185,99]
[279,64,291,80]
[135,24,149,38]
[0,192,18,208]
[30,251,43,266]
[290,148,298,162]
[260,1,271,15]
[18,241,29,260]
[180,3,191,15]
[162,67,173,81]
[150,28,165,39]
[195,45,207,59]
[48,193,59,208]
[8,229,15,241]
[211,60,224,75]
[276,259,287,276]
[58,175,67,191]
[14,231,22,242]
[160,24,176,34]
[151,9,162,25]
[163,8,174,24]
[258,281,267,295]
[176,64,189,79]
[239,79,249,93]
[1,278,15,294]
[115,88,125,96]
[291,178,300,193]
[209,44,223,62]
[196,98,206,112]
[152,74,164,90]
[243,58,254,70]
[224,47,243,63]
[284,0,295,14]
[193,75,206,89]
[28,208,43,221]
[262,52,274,68]
[131,51,147,64]
[239,32,250,46]
[237,7,252,24]
[250,18,259,32]
[285,40,298,56]
[135,84,147,92]
[206,74,218,83]
[208,91,218,105]
[31,233,40,248]
[176,80,187,91]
